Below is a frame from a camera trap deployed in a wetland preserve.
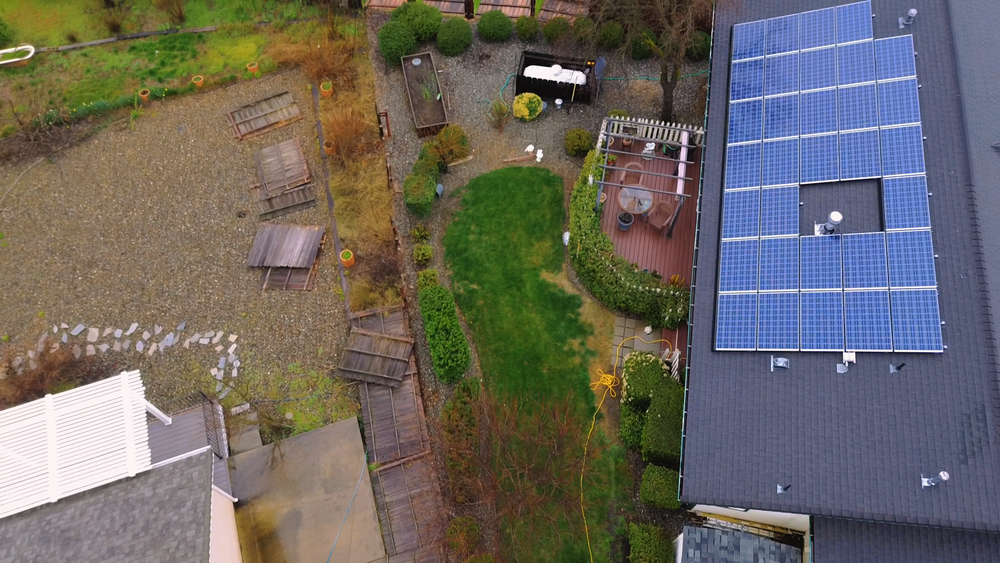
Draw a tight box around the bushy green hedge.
[641,383,684,466]
[438,17,472,56]
[515,15,539,41]
[640,464,681,509]
[628,28,657,60]
[543,17,570,44]
[435,124,470,163]
[564,128,594,157]
[0,17,13,48]
[419,285,472,383]
[628,523,673,563]
[597,21,624,49]
[477,10,512,42]
[620,352,670,411]
[414,243,433,266]
[619,402,646,451]
[687,30,711,61]
[391,0,443,42]
[568,150,690,327]
[404,173,436,217]
[378,20,417,65]
[443,377,480,503]
[418,268,439,290]
[572,16,595,44]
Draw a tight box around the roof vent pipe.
[921,470,950,488]
[816,211,843,236]
[899,8,917,28]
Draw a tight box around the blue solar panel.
[836,1,873,44]
[800,134,839,184]
[845,290,892,351]
[842,232,888,289]
[719,239,760,292]
[765,54,799,96]
[800,291,845,350]
[880,125,925,177]
[728,100,763,144]
[757,292,799,350]
[766,14,799,56]
[762,139,799,186]
[877,79,921,127]
[760,186,800,237]
[799,47,837,91]
[890,290,943,352]
[839,129,881,180]
[764,94,799,139]
[883,175,931,230]
[800,90,838,135]
[887,230,937,288]
[724,143,762,190]
[732,20,766,61]
[837,41,875,86]
[731,59,765,101]
[716,294,758,350]
[837,83,878,131]
[874,35,916,81]
[759,238,799,291]
[721,189,760,239]
[801,235,842,290]
[799,7,836,50]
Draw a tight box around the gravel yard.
[0,69,351,406]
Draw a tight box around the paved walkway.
[611,314,664,366]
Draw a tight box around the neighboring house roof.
[147,393,233,495]
[681,526,801,563]
[683,0,1000,541]
[0,449,213,563]
[812,518,1000,562]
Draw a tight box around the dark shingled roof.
[682,0,1000,537]
[682,526,801,563]
[812,518,1000,562]
[0,451,213,563]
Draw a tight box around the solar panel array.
[716,1,943,353]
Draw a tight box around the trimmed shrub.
[477,10,512,42]
[568,150,690,327]
[438,17,472,56]
[414,244,433,266]
[641,383,684,466]
[0,18,12,48]
[572,16,596,44]
[443,377,480,503]
[543,17,570,44]
[687,30,711,61]
[418,268,439,290]
[515,16,539,41]
[391,0,443,42]
[564,127,594,157]
[620,352,671,411]
[404,174,436,217]
[513,92,543,121]
[640,464,681,509]
[597,21,624,49]
[435,124,470,163]
[619,402,646,451]
[628,523,673,563]
[419,285,472,383]
[447,516,481,556]
[417,141,447,175]
[628,28,657,60]
[411,224,431,243]
[378,20,417,66]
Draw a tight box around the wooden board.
[255,138,312,197]
[360,374,430,465]
[539,0,588,20]
[478,0,532,18]
[226,91,302,141]
[372,457,446,558]
[336,329,414,387]
[259,266,317,291]
[250,183,317,220]
[247,223,325,268]
[350,306,410,337]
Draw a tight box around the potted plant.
[323,139,335,156]
[618,211,634,231]
[247,61,259,76]
[191,75,204,88]
[138,88,151,103]
[320,80,333,98]
[607,153,618,166]
[340,249,355,268]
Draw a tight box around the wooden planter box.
[401,52,449,137]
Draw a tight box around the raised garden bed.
[401,52,449,138]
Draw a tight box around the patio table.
[618,186,653,214]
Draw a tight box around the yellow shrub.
[513,92,542,121]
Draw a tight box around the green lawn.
[443,166,629,561]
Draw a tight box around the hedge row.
[404,125,469,217]
[639,464,681,510]
[641,380,684,466]
[620,352,672,411]
[442,377,480,503]
[568,150,690,327]
[619,402,645,451]
[628,523,674,563]
[618,352,683,465]
[418,284,471,383]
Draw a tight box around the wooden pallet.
[226,91,302,141]
[337,329,415,387]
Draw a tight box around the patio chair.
[647,199,677,231]
[619,162,644,185]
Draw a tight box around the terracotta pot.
[320,81,333,98]
[340,249,355,268]
[323,140,334,156]
[191,75,204,88]
[138,89,150,103]
[247,62,259,76]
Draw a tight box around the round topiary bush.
[572,16,595,44]
[477,10,512,42]
[437,17,472,56]
[628,28,657,60]
[564,127,594,157]
[687,30,711,61]
[0,17,13,48]
[379,20,417,66]
[391,0,443,43]
[515,15,539,41]
[542,17,570,44]
[597,21,624,49]
[513,92,543,121]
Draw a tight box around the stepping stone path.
[612,315,664,365]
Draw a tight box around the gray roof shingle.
[682,0,1000,535]
[812,518,1000,562]
[682,526,801,563]
[0,451,213,563]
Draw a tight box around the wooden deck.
[365,0,587,20]
[337,328,414,388]
[372,456,446,560]
[351,305,410,336]
[478,0,532,18]
[367,0,463,14]
[361,374,430,465]
[538,0,587,21]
